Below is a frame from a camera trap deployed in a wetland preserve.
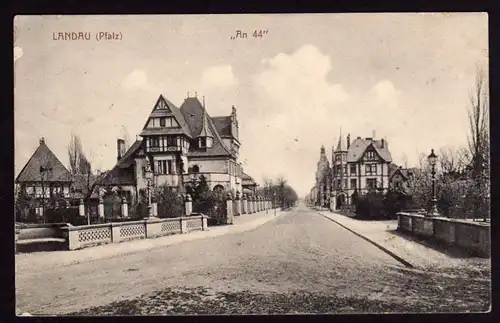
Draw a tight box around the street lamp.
[39,165,52,223]
[144,159,154,219]
[427,149,439,217]
[273,192,276,216]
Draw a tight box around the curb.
[317,211,415,269]
[16,211,287,272]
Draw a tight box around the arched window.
[191,165,200,173]
[213,185,224,193]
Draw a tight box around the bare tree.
[68,132,83,175]
[466,67,490,220]
[439,146,468,177]
[68,132,94,195]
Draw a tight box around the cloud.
[200,65,238,90]
[121,69,148,90]
[242,45,352,196]
[370,79,400,110]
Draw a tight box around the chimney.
[117,139,125,160]
[347,134,351,149]
[39,137,45,145]
[381,138,385,148]
[372,129,376,139]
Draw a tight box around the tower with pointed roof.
[314,145,331,207]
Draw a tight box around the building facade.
[311,130,393,208]
[16,138,72,202]
[96,94,246,202]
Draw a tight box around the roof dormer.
[197,99,213,149]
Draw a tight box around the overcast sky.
[14,13,488,196]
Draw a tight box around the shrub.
[155,186,184,218]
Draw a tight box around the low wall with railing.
[397,212,490,258]
[62,215,208,250]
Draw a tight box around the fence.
[63,215,208,250]
[397,212,490,257]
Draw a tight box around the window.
[191,165,200,173]
[156,160,172,175]
[343,165,347,174]
[366,151,376,160]
[167,136,175,147]
[366,164,377,175]
[366,179,377,189]
[350,164,357,175]
[160,118,166,127]
[199,137,207,148]
[150,137,160,148]
[343,179,347,189]
[350,179,357,189]
[206,137,213,148]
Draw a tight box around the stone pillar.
[235,191,242,216]
[152,202,158,217]
[256,197,260,212]
[330,192,336,212]
[185,194,193,216]
[242,194,248,214]
[248,195,254,214]
[98,196,105,219]
[226,192,234,224]
[121,197,129,218]
[79,199,85,217]
[202,215,208,230]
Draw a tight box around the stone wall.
[397,212,490,257]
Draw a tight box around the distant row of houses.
[15,93,260,210]
[308,130,416,208]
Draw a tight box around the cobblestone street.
[16,204,491,315]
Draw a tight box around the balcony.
[146,146,188,154]
[183,173,231,184]
[155,174,181,187]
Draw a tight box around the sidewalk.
[317,211,489,270]
[15,210,286,273]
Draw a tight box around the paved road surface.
[15,203,490,314]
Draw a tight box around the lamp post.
[39,165,52,223]
[273,192,276,216]
[427,149,439,217]
[144,160,154,219]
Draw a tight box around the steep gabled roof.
[97,164,136,186]
[180,97,235,158]
[346,137,392,163]
[212,116,232,137]
[139,95,192,138]
[117,140,143,168]
[390,167,416,181]
[16,139,72,183]
[242,172,257,186]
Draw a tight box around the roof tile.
[16,140,72,183]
